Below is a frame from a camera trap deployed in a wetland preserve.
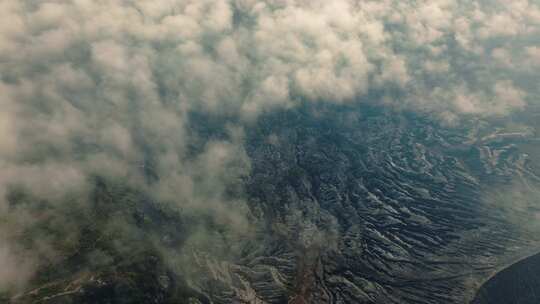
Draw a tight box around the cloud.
[0,0,539,294]
[0,242,36,292]
[526,46,540,66]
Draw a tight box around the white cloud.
[526,46,540,66]
[0,242,36,292]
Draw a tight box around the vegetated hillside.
[10,105,540,304]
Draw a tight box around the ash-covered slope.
[190,106,540,304]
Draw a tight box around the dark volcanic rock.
[198,105,539,304]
